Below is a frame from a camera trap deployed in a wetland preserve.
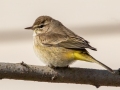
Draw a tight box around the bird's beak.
[25,26,33,30]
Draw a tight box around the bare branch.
[0,62,120,87]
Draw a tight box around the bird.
[25,16,114,73]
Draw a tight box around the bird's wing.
[39,33,97,51]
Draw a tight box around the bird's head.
[25,16,55,35]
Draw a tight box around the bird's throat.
[33,31,37,37]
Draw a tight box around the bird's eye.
[38,24,45,28]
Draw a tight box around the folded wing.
[39,33,97,51]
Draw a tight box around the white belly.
[33,44,75,67]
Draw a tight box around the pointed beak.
[24,26,33,30]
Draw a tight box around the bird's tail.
[74,50,114,73]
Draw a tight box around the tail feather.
[90,56,114,73]
[74,51,114,73]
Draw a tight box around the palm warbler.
[25,16,114,73]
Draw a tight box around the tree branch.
[0,62,119,88]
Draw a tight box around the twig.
[0,62,119,88]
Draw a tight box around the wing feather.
[38,33,97,51]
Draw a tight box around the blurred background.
[0,0,120,90]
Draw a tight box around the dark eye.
[38,24,45,28]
